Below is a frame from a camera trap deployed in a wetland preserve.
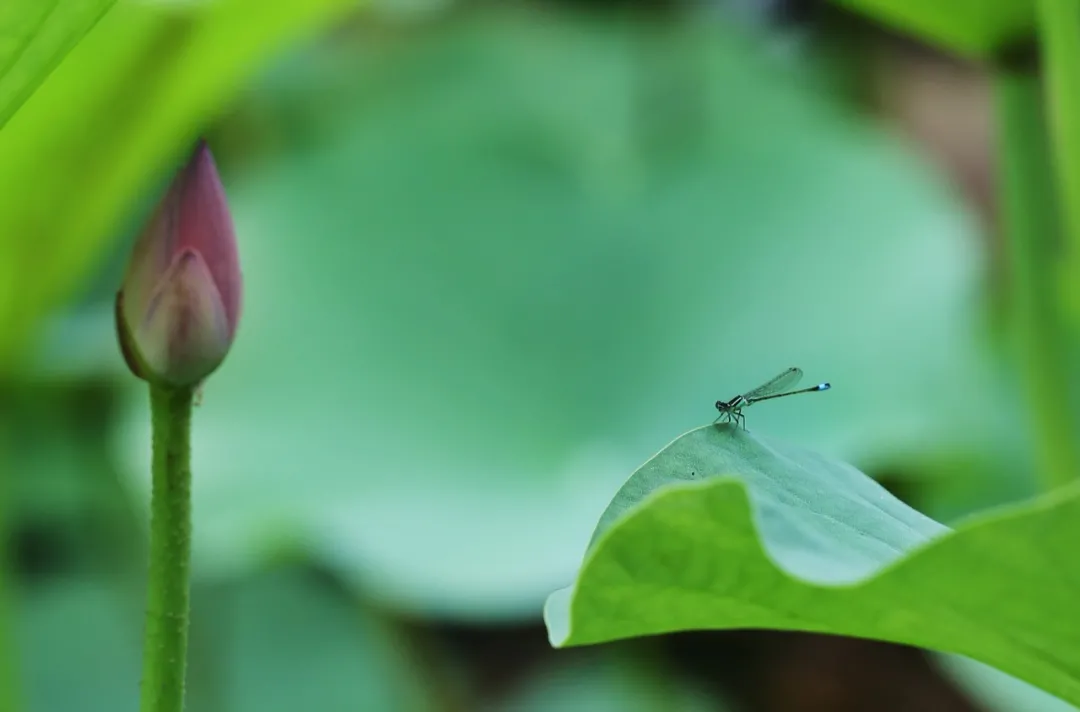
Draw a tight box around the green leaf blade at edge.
[545,429,1080,706]
[827,0,1034,59]
[0,0,116,131]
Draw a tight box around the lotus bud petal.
[116,140,242,387]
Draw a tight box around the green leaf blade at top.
[828,0,1034,58]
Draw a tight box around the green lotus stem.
[0,405,20,712]
[140,384,195,712]
[995,66,1080,490]
[1036,0,1080,321]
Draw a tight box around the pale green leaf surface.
[544,426,1080,705]
[220,568,435,712]
[19,579,139,712]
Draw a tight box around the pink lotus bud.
[115,140,242,388]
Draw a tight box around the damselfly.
[714,367,830,429]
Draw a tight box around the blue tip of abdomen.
[817,383,831,391]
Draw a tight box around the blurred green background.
[0,0,1067,710]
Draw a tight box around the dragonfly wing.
[743,367,803,399]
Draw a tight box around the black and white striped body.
[714,395,750,429]
[713,367,830,430]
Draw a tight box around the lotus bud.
[115,140,242,388]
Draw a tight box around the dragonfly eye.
[714,400,723,410]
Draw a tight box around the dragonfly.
[714,367,830,429]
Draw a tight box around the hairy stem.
[140,385,194,712]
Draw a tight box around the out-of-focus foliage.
[486,653,735,712]
[214,568,434,712]
[545,426,1080,706]
[17,567,435,712]
[0,0,359,366]
[19,577,140,712]
[111,9,1011,621]
[829,0,1034,57]
[939,655,1080,712]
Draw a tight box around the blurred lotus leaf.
[114,10,1006,620]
